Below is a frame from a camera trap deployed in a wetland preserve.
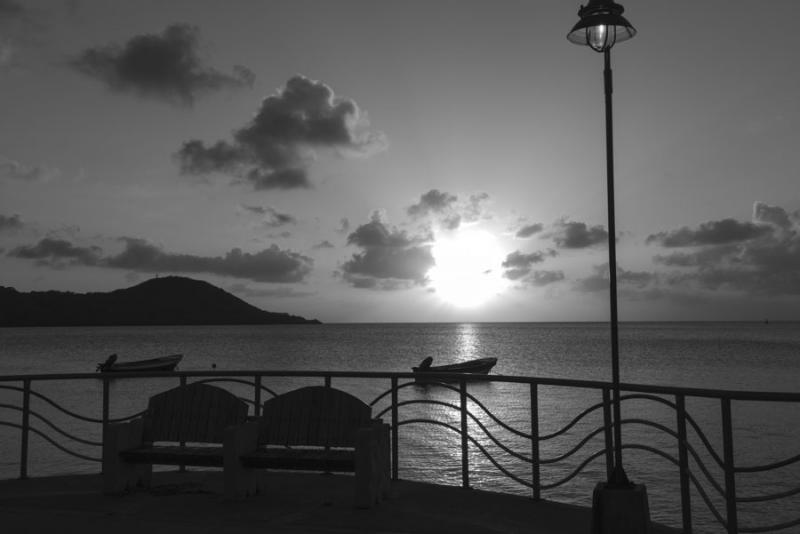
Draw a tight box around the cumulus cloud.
[8,236,312,283]
[646,218,772,247]
[0,213,23,231]
[407,189,457,218]
[177,74,387,189]
[71,24,254,106]
[313,240,334,250]
[405,190,489,231]
[501,249,557,280]
[547,219,608,249]
[647,203,800,296]
[515,223,543,239]
[340,212,434,289]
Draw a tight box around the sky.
[1,0,799,323]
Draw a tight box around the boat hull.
[412,357,497,383]
[98,354,183,373]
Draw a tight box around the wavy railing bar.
[28,409,102,446]
[540,426,607,465]
[738,516,800,533]
[540,400,606,441]
[735,452,800,473]
[540,449,608,490]
[736,485,800,503]
[398,418,535,490]
[687,470,729,529]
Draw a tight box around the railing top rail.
[1,369,799,402]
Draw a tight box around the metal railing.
[1,370,799,533]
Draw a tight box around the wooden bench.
[225,385,390,507]
[102,383,249,494]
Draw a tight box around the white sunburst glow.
[428,229,508,308]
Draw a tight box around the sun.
[428,229,508,308]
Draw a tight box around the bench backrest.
[144,383,249,443]
[259,386,372,448]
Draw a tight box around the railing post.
[391,377,399,481]
[102,377,110,474]
[722,397,737,534]
[676,394,692,533]
[530,382,540,501]
[254,375,262,418]
[602,387,614,481]
[460,379,470,489]
[179,375,187,473]
[324,375,331,388]
[20,379,31,480]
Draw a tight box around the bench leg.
[103,418,149,494]
[224,423,259,500]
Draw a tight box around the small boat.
[412,356,498,383]
[96,353,183,373]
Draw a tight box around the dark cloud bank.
[71,24,254,106]
[177,75,387,190]
[8,237,311,283]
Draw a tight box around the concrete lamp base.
[591,482,651,534]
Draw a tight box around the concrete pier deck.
[0,471,678,534]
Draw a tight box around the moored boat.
[412,356,497,383]
[96,353,183,373]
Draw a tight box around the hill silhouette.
[0,276,321,326]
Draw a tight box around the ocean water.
[1,322,799,533]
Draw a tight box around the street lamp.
[568,0,635,488]
[567,3,650,533]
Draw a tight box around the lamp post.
[567,0,635,489]
[568,3,650,532]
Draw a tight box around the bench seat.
[120,446,226,467]
[240,447,356,471]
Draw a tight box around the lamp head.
[567,0,636,52]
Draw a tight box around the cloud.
[71,24,254,106]
[337,218,350,234]
[515,223,543,239]
[8,236,313,283]
[407,189,458,218]
[405,190,489,231]
[239,204,296,227]
[501,249,557,280]
[9,237,102,267]
[646,218,772,247]
[548,219,608,249]
[313,240,334,250]
[0,213,23,231]
[341,212,434,289]
[177,74,387,189]
[576,264,658,293]
[528,270,565,286]
[0,156,59,182]
[647,203,800,296]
